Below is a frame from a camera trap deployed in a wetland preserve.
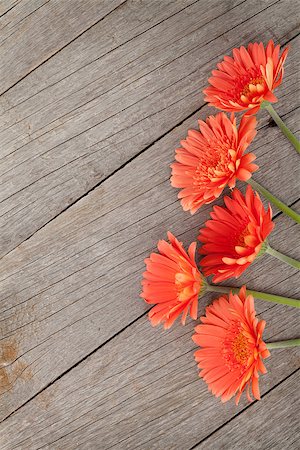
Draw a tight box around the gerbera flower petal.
[170,112,257,214]
[141,232,205,328]
[203,40,288,113]
[193,287,269,404]
[198,186,275,282]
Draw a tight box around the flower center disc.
[240,76,265,103]
[222,322,252,370]
[236,225,250,247]
[231,331,251,365]
[175,272,200,302]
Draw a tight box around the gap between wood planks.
[0,0,269,168]
[0,196,298,425]
[1,0,204,110]
[1,0,214,100]
[0,25,297,260]
[0,69,298,427]
[0,199,298,377]
[0,0,128,96]
[188,368,300,449]
[1,98,297,265]
[0,1,19,19]
[0,0,279,152]
[0,309,148,424]
[0,0,297,262]
[1,0,299,434]
[3,1,51,40]
[1,195,297,358]
[1,0,249,131]
[1,279,298,446]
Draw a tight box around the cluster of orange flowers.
[140,41,299,405]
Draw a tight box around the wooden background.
[0,0,299,448]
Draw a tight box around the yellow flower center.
[175,272,201,302]
[232,331,251,365]
[240,76,265,104]
[222,322,252,371]
[194,142,234,185]
[236,225,250,247]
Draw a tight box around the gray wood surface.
[0,0,126,94]
[0,0,299,449]
[1,301,299,449]
[0,110,298,421]
[194,371,299,449]
[0,0,298,258]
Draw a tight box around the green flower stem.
[247,178,300,224]
[266,339,300,350]
[266,244,300,270]
[261,101,300,154]
[206,284,300,308]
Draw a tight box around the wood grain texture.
[0,1,299,448]
[195,371,300,450]
[0,300,299,449]
[0,0,298,258]
[0,118,298,421]
[0,0,126,94]
[0,1,20,18]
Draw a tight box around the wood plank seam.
[0,349,46,397]
[28,332,299,449]
[1,76,201,164]
[0,1,19,19]
[0,0,128,97]
[57,333,299,448]
[3,200,294,366]
[2,0,247,130]
[0,1,296,264]
[5,40,294,170]
[0,309,148,424]
[0,109,295,288]
[0,193,295,326]
[1,2,298,448]
[0,186,297,380]
[65,311,298,423]
[2,0,203,111]
[56,349,195,428]
[2,263,293,370]
[0,0,273,144]
[1,1,284,164]
[1,95,296,267]
[0,104,204,260]
[0,243,295,423]
[0,1,51,47]
[188,368,300,450]
[1,302,298,442]
[5,0,295,120]
[1,13,296,264]
[0,7,298,440]
[3,0,228,102]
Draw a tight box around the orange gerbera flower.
[170,112,258,214]
[193,286,270,405]
[199,186,274,282]
[203,40,288,114]
[141,232,205,329]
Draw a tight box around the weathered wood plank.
[0,0,197,103]
[0,0,298,257]
[195,371,299,450]
[0,130,298,423]
[0,0,20,18]
[0,2,299,446]
[0,0,127,94]
[0,297,299,449]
